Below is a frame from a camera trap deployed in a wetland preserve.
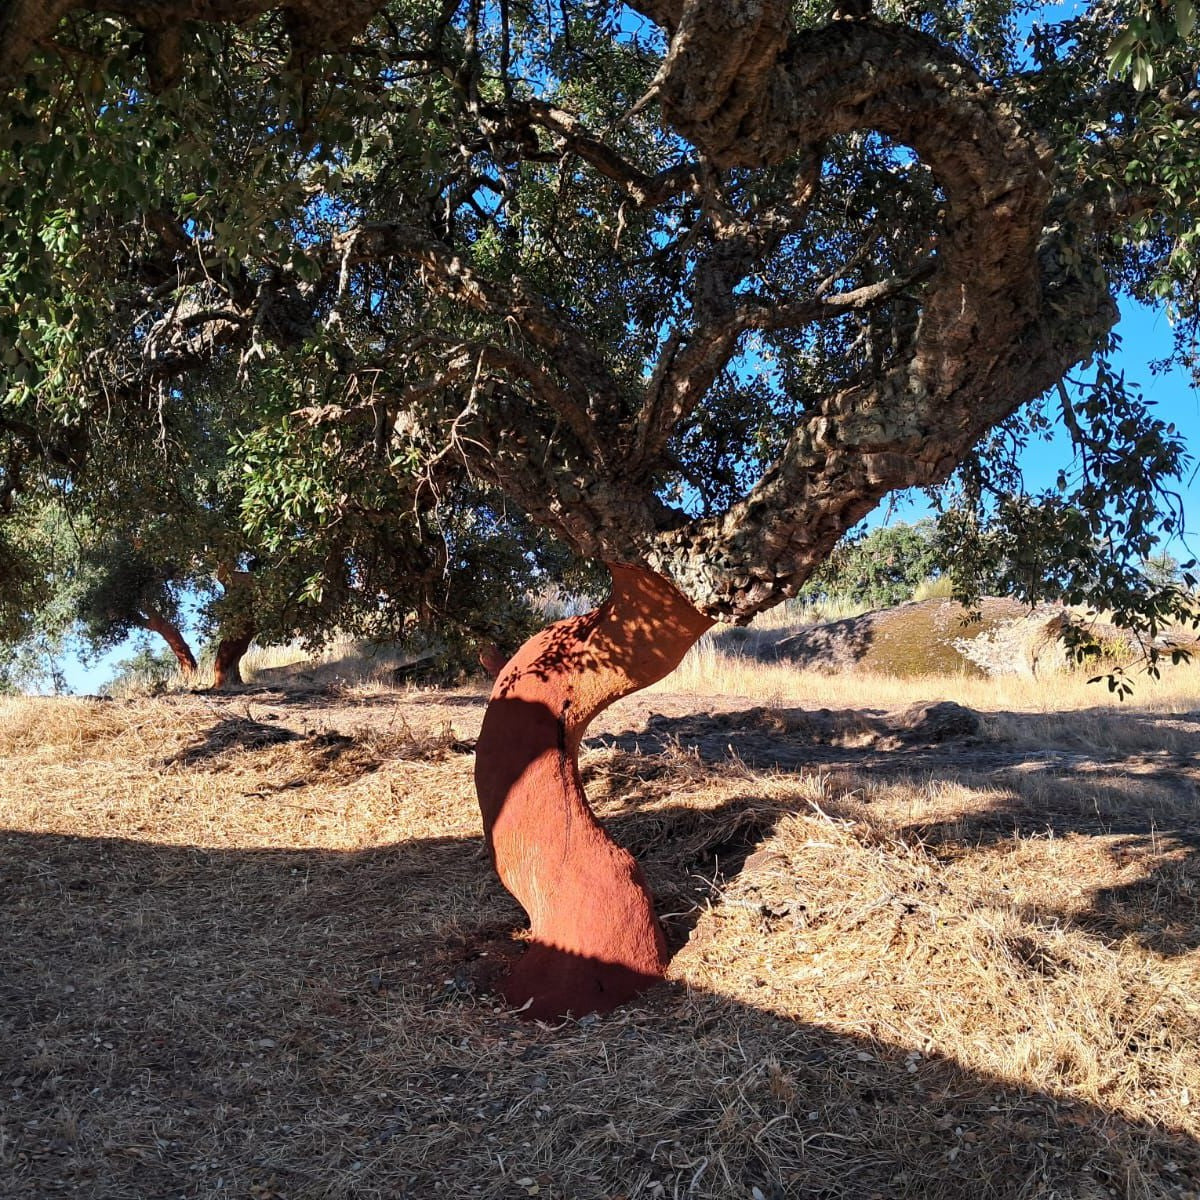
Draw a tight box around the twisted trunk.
[474,564,712,1019]
[142,607,198,677]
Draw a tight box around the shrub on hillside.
[797,521,943,610]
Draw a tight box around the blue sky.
[64,652,135,695]
[883,298,1200,538]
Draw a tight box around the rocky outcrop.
[765,598,1199,679]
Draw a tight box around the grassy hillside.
[2,666,1199,1198]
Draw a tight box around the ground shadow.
[2,818,1197,1199]
[589,704,1200,958]
[709,611,877,668]
[199,685,491,711]
[162,718,387,782]
[163,715,304,765]
[590,702,1002,775]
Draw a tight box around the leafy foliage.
[0,0,1197,679]
[798,521,942,610]
[103,643,179,696]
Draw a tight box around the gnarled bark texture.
[8,0,1154,1025]
[0,0,383,94]
[475,564,712,1019]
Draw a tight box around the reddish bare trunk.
[142,608,197,677]
[474,563,713,1019]
[477,643,509,679]
[212,628,254,688]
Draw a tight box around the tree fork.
[474,563,713,1019]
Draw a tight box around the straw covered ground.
[2,662,1199,1199]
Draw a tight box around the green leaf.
[1178,0,1196,39]
[1107,29,1136,79]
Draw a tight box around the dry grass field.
[2,655,1199,1198]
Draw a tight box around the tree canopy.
[2,0,1197,651]
[3,370,569,687]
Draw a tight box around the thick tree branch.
[648,222,1117,619]
[634,150,823,463]
[512,101,703,210]
[603,17,1118,619]
[0,0,77,94]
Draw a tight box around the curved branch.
[649,220,1117,619]
[514,101,704,210]
[633,150,823,463]
[621,20,1115,618]
[336,225,620,399]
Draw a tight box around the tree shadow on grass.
[2,817,1197,1200]
[188,685,491,711]
[162,715,304,766]
[592,703,1200,778]
[591,704,1200,960]
[705,612,881,671]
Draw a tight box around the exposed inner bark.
[7,0,1151,1027]
[477,643,509,680]
[212,563,256,689]
[141,607,198,677]
[474,563,713,1019]
[212,628,254,688]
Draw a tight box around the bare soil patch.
[1,685,1198,1199]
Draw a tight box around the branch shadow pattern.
[711,610,877,669]
[184,686,491,711]
[590,705,1200,958]
[1,824,1198,1199]
[162,715,302,765]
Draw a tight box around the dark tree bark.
[0,0,385,95]
[475,564,712,1018]
[141,607,198,677]
[317,19,1112,627]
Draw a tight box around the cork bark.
[474,564,713,1018]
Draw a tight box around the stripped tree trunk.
[212,628,254,688]
[213,564,256,689]
[141,607,198,677]
[474,564,713,1019]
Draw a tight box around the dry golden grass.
[655,631,1200,717]
[2,670,1199,1199]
